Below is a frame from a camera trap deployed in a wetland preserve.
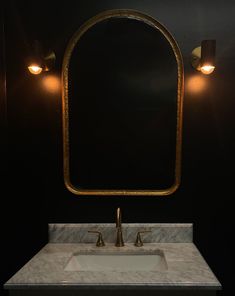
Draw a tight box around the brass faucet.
[115,207,124,247]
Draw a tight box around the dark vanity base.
[9,288,218,296]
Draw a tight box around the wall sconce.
[191,40,216,75]
[27,40,56,75]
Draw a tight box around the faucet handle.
[134,230,151,247]
[88,231,105,247]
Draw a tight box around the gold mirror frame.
[62,9,184,196]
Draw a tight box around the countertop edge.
[4,282,222,291]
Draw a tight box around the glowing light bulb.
[200,64,215,75]
[28,64,43,75]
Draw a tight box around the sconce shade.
[201,40,216,68]
[43,51,56,71]
[27,40,55,74]
[191,40,216,75]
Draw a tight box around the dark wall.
[2,0,235,295]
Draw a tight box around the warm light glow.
[42,75,61,93]
[186,75,207,94]
[200,64,215,75]
[28,64,43,75]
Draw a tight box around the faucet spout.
[116,207,122,228]
[115,207,124,247]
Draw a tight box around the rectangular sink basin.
[64,250,167,272]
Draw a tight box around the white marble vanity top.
[4,224,221,290]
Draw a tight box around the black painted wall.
[2,0,235,295]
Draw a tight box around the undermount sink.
[64,250,167,272]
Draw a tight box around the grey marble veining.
[4,223,221,291]
[5,243,221,290]
[49,223,193,244]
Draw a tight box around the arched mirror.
[62,10,184,196]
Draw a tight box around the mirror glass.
[62,10,184,196]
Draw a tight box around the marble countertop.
[4,224,221,290]
[4,242,221,290]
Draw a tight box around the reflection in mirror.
[62,10,184,196]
